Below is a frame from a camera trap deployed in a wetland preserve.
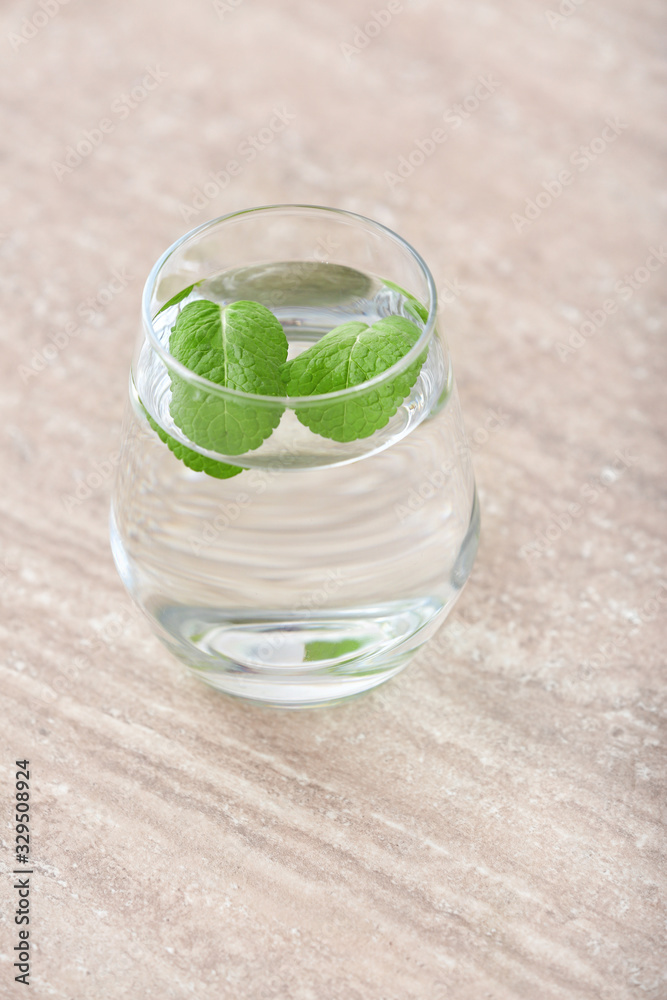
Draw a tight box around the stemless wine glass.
[110,205,479,707]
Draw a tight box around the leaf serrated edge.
[140,403,244,479]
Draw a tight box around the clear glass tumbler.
[110,205,479,707]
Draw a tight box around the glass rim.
[141,204,438,405]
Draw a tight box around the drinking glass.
[110,205,479,707]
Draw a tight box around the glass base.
[112,491,480,709]
[151,601,442,708]
[185,653,413,709]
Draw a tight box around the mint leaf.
[169,300,288,456]
[304,638,362,662]
[283,316,424,442]
[155,283,197,316]
[144,408,243,478]
[382,279,429,323]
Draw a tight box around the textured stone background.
[0,0,665,997]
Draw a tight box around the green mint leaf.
[382,279,429,323]
[304,638,362,662]
[155,283,197,316]
[144,409,243,479]
[282,316,424,442]
[168,299,288,456]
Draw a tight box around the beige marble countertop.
[1,0,665,997]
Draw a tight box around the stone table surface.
[1,0,665,997]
